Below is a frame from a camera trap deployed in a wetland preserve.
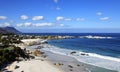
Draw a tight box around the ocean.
[25,33,120,71]
[48,33,120,58]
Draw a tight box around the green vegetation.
[0,33,28,71]
[0,46,29,70]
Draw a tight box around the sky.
[0,0,120,33]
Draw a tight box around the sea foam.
[41,44,120,71]
[79,35,112,39]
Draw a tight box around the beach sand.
[4,50,117,72]
[14,60,63,72]
[4,58,63,72]
[3,39,118,72]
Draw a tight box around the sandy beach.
[6,59,63,72]
[2,39,62,72]
[3,39,88,72]
[2,39,118,72]
[3,51,89,72]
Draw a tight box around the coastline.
[3,39,118,72]
[3,39,63,72]
[41,43,120,72]
[43,50,118,72]
[25,39,119,72]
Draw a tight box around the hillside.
[0,26,21,34]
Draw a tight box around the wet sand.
[43,50,118,72]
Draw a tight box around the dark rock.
[70,51,76,54]
[81,53,86,55]
[77,64,80,66]
[68,65,73,68]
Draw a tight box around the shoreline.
[40,43,120,72]
[23,39,119,72]
[42,49,118,72]
[3,39,119,72]
[3,39,88,72]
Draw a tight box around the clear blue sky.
[0,0,120,33]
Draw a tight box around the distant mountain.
[0,26,21,34]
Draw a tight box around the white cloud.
[64,18,72,21]
[54,0,58,3]
[17,22,32,27]
[33,23,53,27]
[76,18,85,21]
[21,15,28,20]
[4,22,11,26]
[16,23,23,27]
[0,16,7,20]
[100,17,109,21]
[97,12,102,16]
[32,16,44,20]
[24,22,32,27]
[59,24,64,27]
[56,17,85,21]
[56,16,64,21]
[0,22,11,27]
[17,22,53,27]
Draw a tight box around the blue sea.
[25,33,120,71]
[48,33,120,58]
